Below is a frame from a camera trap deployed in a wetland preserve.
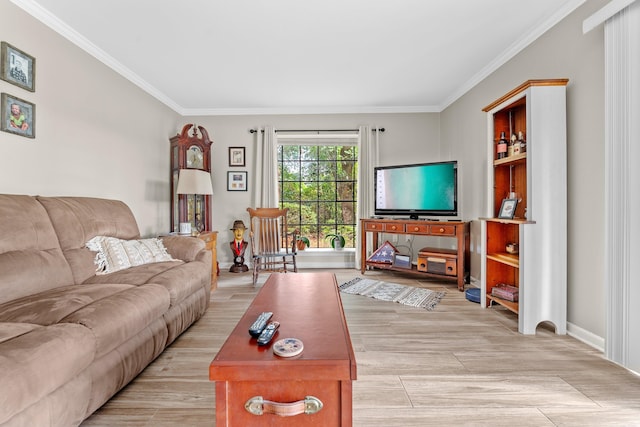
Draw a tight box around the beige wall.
[0,2,180,236]
[440,0,608,339]
[189,113,442,264]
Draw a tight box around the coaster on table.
[273,338,304,357]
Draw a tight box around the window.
[278,144,358,248]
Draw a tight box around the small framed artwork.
[498,198,518,219]
[228,146,245,167]
[1,42,35,92]
[393,253,412,269]
[1,93,35,138]
[227,171,248,191]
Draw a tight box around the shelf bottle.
[517,131,526,153]
[497,131,508,159]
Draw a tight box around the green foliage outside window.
[279,145,358,248]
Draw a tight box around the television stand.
[360,218,470,291]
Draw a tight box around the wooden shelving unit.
[480,79,568,335]
[360,218,469,291]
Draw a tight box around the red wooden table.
[209,272,357,426]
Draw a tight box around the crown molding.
[179,105,440,116]
[583,0,637,33]
[11,0,183,113]
[440,0,587,110]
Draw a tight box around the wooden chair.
[246,207,298,285]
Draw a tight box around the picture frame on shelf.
[498,198,518,219]
[1,42,35,92]
[228,146,245,167]
[1,92,35,138]
[227,171,248,191]
[392,253,412,269]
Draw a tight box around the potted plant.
[325,233,345,250]
[296,236,310,251]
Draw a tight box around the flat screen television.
[374,160,457,219]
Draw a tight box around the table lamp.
[176,169,213,235]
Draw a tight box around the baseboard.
[567,322,605,352]
[295,249,355,269]
[219,249,356,271]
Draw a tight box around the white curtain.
[355,125,379,268]
[252,125,279,208]
[600,0,640,373]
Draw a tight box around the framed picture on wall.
[1,93,35,138]
[1,42,35,92]
[227,171,248,191]
[228,146,245,167]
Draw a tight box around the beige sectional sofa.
[0,194,212,426]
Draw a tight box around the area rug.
[339,277,445,311]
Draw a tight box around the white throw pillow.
[86,236,178,275]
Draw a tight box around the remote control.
[257,321,280,346]
[248,312,273,338]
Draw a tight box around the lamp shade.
[176,169,213,195]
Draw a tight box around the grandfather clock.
[170,124,212,233]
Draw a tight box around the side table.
[197,231,219,290]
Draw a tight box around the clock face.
[235,256,243,264]
[186,145,204,169]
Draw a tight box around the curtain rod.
[249,128,385,133]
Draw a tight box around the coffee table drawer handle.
[245,395,323,416]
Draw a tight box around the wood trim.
[482,79,569,112]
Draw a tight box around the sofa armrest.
[159,236,206,262]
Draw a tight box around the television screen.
[374,161,457,218]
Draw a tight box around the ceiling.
[14,0,585,115]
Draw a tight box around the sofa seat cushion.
[61,283,170,358]
[0,283,134,325]
[83,261,206,307]
[0,323,95,425]
[0,321,40,345]
[82,261,184,286]
[0,283,171,359]
[141,261,210,307]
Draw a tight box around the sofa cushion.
[159,235,206,262]
[61,283,170,358]
[86,236,178,274]
[83,260,208,308]
[4,372,91,427]
[0,283,133,325]
[83,261,185,286]
[0,195,75,305]
[0,322,40,345]
[36,196,141,284]
[0,323,95,425]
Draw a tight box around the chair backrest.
[246,207,294,256]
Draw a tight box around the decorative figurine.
[229,220,249,273]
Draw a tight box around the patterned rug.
[339,277,446,311]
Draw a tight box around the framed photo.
[227,171,248,191]
[1,93,35,138]
[228,146,245,167]
[498,198,518,219]
[1,42,35,92]
[393,253,412,269]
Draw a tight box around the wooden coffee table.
[209,272,357,426]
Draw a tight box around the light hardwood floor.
[82,269,640,426]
